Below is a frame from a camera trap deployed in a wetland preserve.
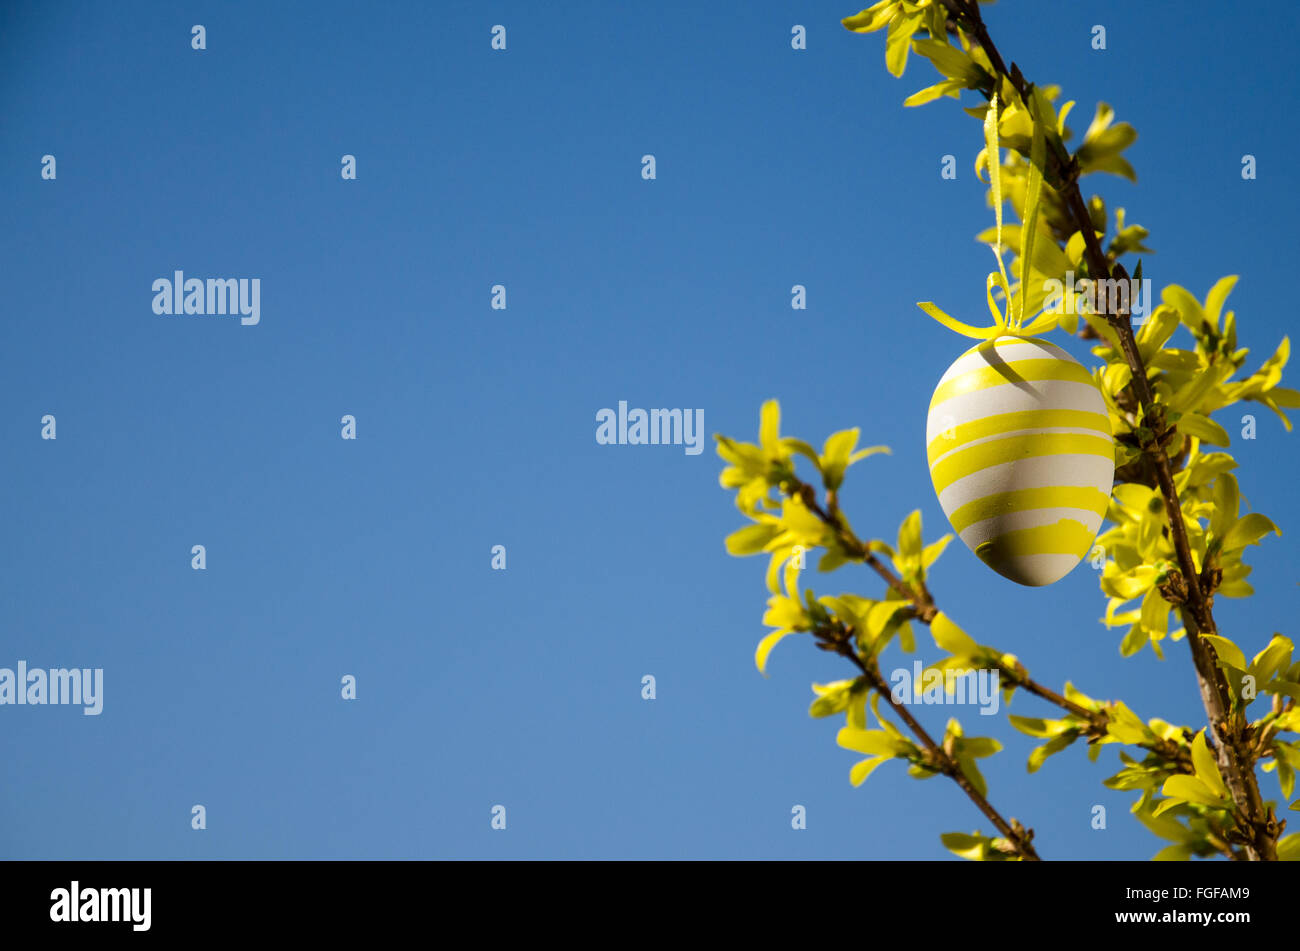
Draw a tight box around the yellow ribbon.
[919,89,1055,342]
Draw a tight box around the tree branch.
[794,474,1194,774]
[822,622,1041,859]
[950,0,1277,860]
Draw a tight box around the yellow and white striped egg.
[925,336,1114,587]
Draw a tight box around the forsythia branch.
[795,472,1193,774]
[936,0,1278,860]
[813,614,1041,859]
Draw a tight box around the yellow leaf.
[1157,775,1224,810]
[850,756,888,786]
[1190,730,1231,800]
[931,612,979,657]
[837,727,899,756]
[755,630,792,676]
[842,1,894,34]
[1203,275,1239,328]
[1200,633,1247,671]
[759,400,781,453]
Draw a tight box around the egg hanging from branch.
[926,336,1115,587]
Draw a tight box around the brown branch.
[948,0,1277,860]
[1252,695,1295,760]
[795,474,1194,774]
[800,484,937,622]
[1180,610,1278,859]
[824,625,1040,859]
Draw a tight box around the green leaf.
[904,79,962,107]
[820,428,859,489]
[884,10,920,77]
[1150,349,1202,372]
[911,38,974,81]
[1222,513,1280,552]
[725,522,780,556]
[1139,588,1169,639]
[1009,715,1072,738]
[1080,153,1136,182]
[1104,362,1133,394]
[897,619,916,653]
[818,548,849,573]
[1064,681,1099,710]
[865,600,911,641]
[1120,623,1149,658]
[809,679,857,718]
[939,831,1017,861]
[850,756,888,786]
[958,737,1002,758]
[1103,563,1158,601]
[846,690,867,730]
[1134,793,1198,842]
[1177,412,1231,446]
[1137,305,1181,355]
[755,630,793,676]
[1277,755,1295,801]
[837,727,905,757]
[1279,833,1300,860]
[781,437,821,467]
[1269,386,1300,408]
[921,534,953,569]
[1163,283,1210,333]
[781,495,827,539]
[849,445,891,464]
[939,832,984,860]
[956,756,988,798]
[1190,730,1230,800]
[1105,760,1163,791]
[931,612,979,657]
[842,2,894,34]
[1028,732,1079,773]
[759,400,781,453]
[1275,741,1300,769]
[1106,702,1150,744]
[1210,472,1241,540]
[1159,774,1226,810]
[1169,361,1230,414]
[1271,682,1300,702]
[1249,635,1294,688]
[897,510,923,569]
[1200,634,1247,672]
[1083,122,1137,154]
[1203,275,1239,329]
[1065,229,1088,266]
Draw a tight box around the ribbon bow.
[919,89,1055,342]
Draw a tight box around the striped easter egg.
[925,335,1114,587]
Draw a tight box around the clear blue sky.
[2,0,1296,860]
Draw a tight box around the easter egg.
[925,335,1114,586]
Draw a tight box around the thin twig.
[826,624,1041,859]
[794,473,1194,774]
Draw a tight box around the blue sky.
[2,0,1296,859]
